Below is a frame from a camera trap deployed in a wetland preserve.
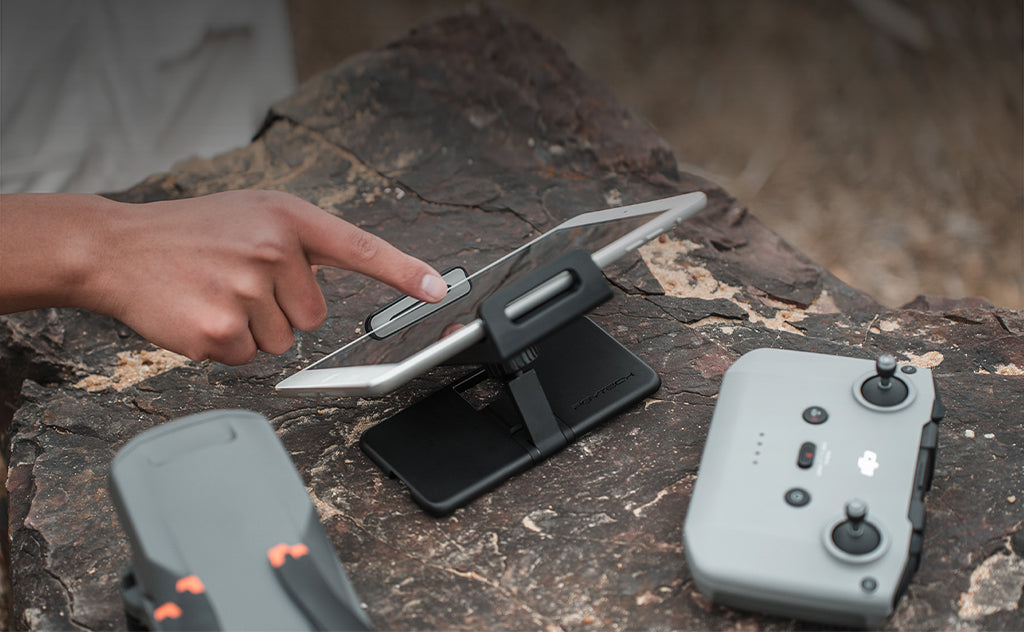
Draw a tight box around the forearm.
[0,189,444,364]
[0,193,125,313]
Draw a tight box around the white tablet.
[275,191,707,397]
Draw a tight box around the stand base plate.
[359,317,660,515]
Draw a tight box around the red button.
[797,442,816,468]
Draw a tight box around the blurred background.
[288,0,1023,309]
[2,0,1021,311]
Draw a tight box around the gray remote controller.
[683,348,944,627]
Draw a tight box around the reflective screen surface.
[306,208,668,371]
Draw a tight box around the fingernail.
[421,273,447,302]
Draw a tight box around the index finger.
[294,206,447,303]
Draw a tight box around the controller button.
[919,422,939,450]
[802,406,828,424]
[797,442,816,469]
[784,487,811,507]
[914,447,936,495]
[916,423,939,495]
[860,578,878,592]
[931,392,946,421]
[908,494,927,532]
[908,532,924,558]
[901,365,917,374]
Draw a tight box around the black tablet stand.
[359,250,661,516]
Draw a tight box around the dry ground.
[289,0,1023,309]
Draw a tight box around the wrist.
[61,195,134,315]
[0,193,130,313]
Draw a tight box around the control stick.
[832,500,882,555]
[861,354,909,407]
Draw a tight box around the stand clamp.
[360,250,660,515]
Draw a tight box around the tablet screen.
[277,191,707,395]
[309,211,660,370]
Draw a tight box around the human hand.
[0,190,446,365]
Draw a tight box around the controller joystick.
[861,354,909,407]
[876,355,897,384]
[832,500,882,555]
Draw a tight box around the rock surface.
[3,7,1022,631]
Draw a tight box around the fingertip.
[419,272,447,303]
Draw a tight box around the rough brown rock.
[3,7,1022,631]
